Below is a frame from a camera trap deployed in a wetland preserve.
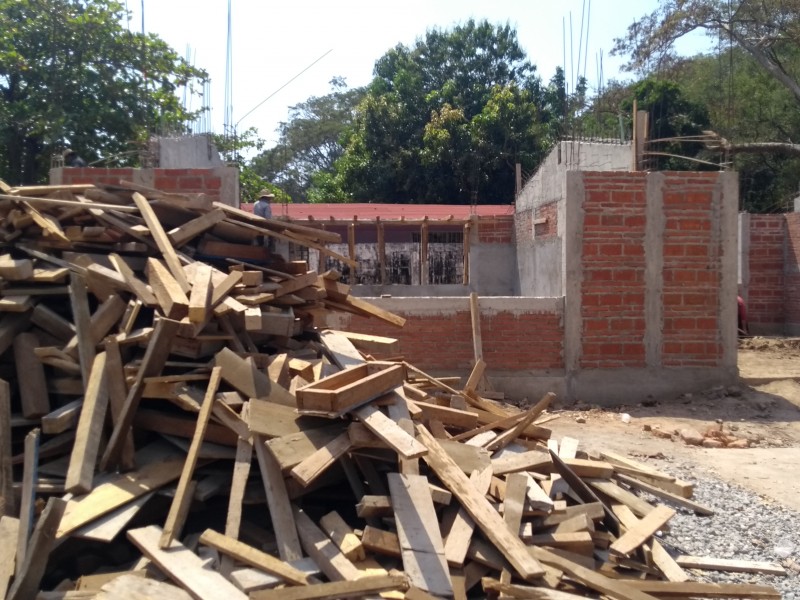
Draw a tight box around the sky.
[126,0,710,148]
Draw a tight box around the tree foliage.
[250,77,364,202]
[325,20,552,204]
[0,0,206,184]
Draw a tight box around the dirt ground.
[544,337,800,511]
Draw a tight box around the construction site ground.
[544,337,800,511]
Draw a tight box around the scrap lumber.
[249,574,410,600]
[15,428,39,578]
[0,516,19,598]
[674,555,786,576]
[0,380,14,517]
[13,333,50,418]
[319,510,365,562]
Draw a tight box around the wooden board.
[73,492,154,542]
[293,507,361,582]
[132,192,191,292]
[95,574,192,600]
[623,580,781,598]
[443,467,491,567]
[65,352,109,494]
[289,431,352,487]
[0,380,15,517]
[16,428,39,577]
[615,473,713,515]
[675,555,786,576]
[417,425,545,581]
[127,525,247,600]
[354,402,427,459]
[325,330,399,355]
[249,574,409,600]
[388,473,452,597]
[13,333,50,418]
[0,516,19,598]
[199,528,313,585]
[610,504,675,556]
[254,435,302,561]
[168,208,226,247]
[146,257,190,319]
[296,363,405,416]
[160,366,222,548]
[319,330,364,369]
[188,263,213,323]
[319,510,365,562]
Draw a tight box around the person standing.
[254,190,274,219]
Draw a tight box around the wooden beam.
[65,352,109,494]
[108,253,159,306]
[255,436,302,561]
[168,208,226,247]
[7,498,67,600]
[615,473,714,515]
[188,263,213,324]
[100,317,180,471]
[416,425,545,581]
[293,506,361,582]
[354,402,427,459]
[146,257,190,319]
[319,511,365,562]
[132,192,191,292]
[443,467,491,567]
[249,574,409,600]
[68,273,95,387]
[14,333,50,418]
[675,555,786,576]
[103,338,135,469]
[15,428,39,578]
[127,525,248,600]
[0,516,19,597]
[200,528,313,586]
[624,580,780,598]
[160,366,222,548]
[388,472,452,597]
[289,431,352,487]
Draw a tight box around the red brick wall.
[661,174,723,366]
[747,215,785,326]
[477,216,514,243]
[58,167,224,200]
[580,173,647,368]
[534,202,558,238]
[344,308,563,372]
[785,213,800,328]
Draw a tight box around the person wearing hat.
[62,148,87,167]
[254,189,274,219]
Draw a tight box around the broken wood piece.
[675,555,786,576]
[0,516,19,597]
[289,431,351,487]
[416,425,546,581]
[146,257,190,319]
[65,352,109,494]
[319,510,366,562]
[325,330,399,355]
[14,333,50,418]
[443,467,492,567]
[0,254,33,280]
[168,208,227,247]
[127,525,247,600]
[188,264,213,323]
[159,366,222,548]
[199,528,313,585]
[15,428,39,578]
[388,472,453,597]
[610,504,675,557]
[483,392,555,452]
[293,506,361,582]
[354,401,427,459]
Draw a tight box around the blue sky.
[127,0,709,146]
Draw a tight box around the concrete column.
[719,172,739,371]
[644,172,665,368]
[738,212,750,301]
[563,171,585,393]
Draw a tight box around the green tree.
[251,77,364,202]
[0,0,206,184]
[330,19,549,204]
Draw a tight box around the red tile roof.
[240,202,514,221]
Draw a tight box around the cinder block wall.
[50,166,239,205]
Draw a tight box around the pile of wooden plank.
[0,180,784,599]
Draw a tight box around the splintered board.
[295,362,405,417]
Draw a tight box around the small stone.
[730,424,739,431]
[575,416,586,424]
[702,438,724,448]
[652,428,673,440]
[726,385,743,397]
[679,428,704,446]
[642,424,652,432]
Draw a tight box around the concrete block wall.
[50,166,239,205]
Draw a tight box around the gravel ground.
[644,457,799,599]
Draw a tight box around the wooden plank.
[7,497,67,600]
[0,380,14,518]
[326,330,399,355]
[562,458,614,479]
[146,257,190,319]
[412,400,479,429]
[15,428,39,578]
[588,478,655,518]
[484,392,554,452]
[416,425,545,581]
[293,506,361,582]
[73,492,154,542]
[531,546,660,600]
[499,472,528,588]
[58,444,184,538]
[13,333,50,418]
[100,317,180,470]
[108,253,159,306]
[675,555,786,575]
[0,254,33,280]
[341,295,406,328]
[132,192,191,292]
[63,293,127,359]
[297,363,405,416]
[188,263,213,323]
[354,402,426,459]
[443,467,491,567]
[249,574,409,600]
[319,329,364,369]
[168,208,226,247]
[65,352,109,494]
[68,273,95,387]
[388,473,452,597]
[103,338,135,469]
[31,304,75,341]
[160,366,222,548]
[215,347,295,405]
[610,504,675,556]
[319,510,365,562]
[94,574,192,600]
[491,450,551,476]
[289,431,352,487]
[651,539,689,582]
[615,473,713,515]
[481,579,586,599]
[0,516,19,597]
[41,399,83,435]
[199,528,313,585]
[623,581,781,598]
[127,525,247,600]
[254,435,302,561]
[469,292,484,363]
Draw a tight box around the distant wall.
[154,135,224,169]
[50,166,240,206]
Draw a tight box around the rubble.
[0,180,784,599]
